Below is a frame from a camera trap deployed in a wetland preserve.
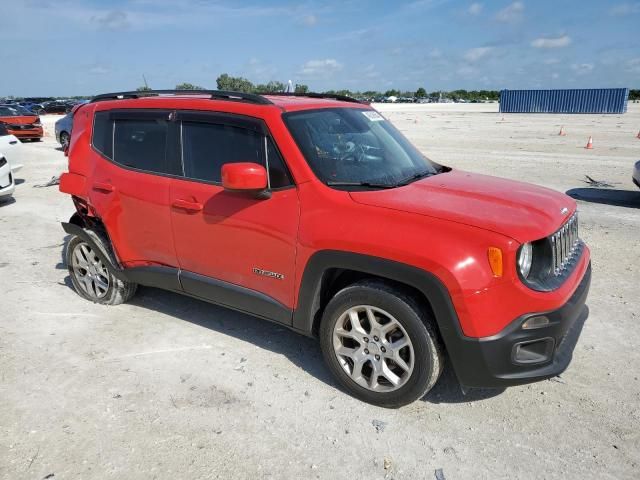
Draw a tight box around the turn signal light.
[522,315,550,330]
[487,247,503,277]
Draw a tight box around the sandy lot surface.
[1,104,639,480]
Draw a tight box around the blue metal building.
[499,88,629,114]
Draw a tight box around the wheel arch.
[62,212,126,280]
[293,251,464,347]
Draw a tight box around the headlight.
[517,242,533,278]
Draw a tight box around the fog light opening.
[513,338,555,364]
[522,315,550,330]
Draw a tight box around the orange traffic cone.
[585,136,593,149]
[559,126,566,136]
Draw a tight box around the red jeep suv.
[59,90,591,407]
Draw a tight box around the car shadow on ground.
[566,187,640,209]
[0,197,16,207]
[56,236,503,405]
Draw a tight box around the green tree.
[415,87,427,98]
[384,89,401,97]
[136,85,152,92]
[216,73,255,93]
[255,81,285,93]
[294,83,309,94]
[175,82,204,90]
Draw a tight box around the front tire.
[319,280,443,408]
[66,235,137,305]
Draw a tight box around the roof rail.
[264,92,363,104]
[89,90,273,105]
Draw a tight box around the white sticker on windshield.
[362,111,385,122]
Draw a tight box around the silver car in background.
[55,113,73,148]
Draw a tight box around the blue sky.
[1,0,638,96]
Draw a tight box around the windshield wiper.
[326,181,397,189]
[392,170,435,187]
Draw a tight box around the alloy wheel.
[71,242,109,299]
[332,305,414,392]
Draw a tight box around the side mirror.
[221,162,268,195]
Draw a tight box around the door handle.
[172,198,203,213]
[92,182,115,193]
[9,140,17,145]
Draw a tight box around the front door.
[168,112,299,319]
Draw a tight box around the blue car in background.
[55,113,73,148]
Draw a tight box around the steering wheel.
[333,140,364,163]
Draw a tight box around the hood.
[0,115,38,125]
[349,170,575,243]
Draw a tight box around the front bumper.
[0,170,15,197]
[450,262,591,388]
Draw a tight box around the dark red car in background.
[0,104,43,141]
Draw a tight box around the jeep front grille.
[550,213,579,276]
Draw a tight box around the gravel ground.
[1,104,639,480]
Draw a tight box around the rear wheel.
[319,280,443,408]
[59,132,70,148]
[66,235,137,305]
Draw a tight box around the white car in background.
[0,122,24,200]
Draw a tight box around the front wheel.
[66,235,137,305]
[319,280,443,408]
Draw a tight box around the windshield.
[15,105,35,115]
[0,106,22,117]
[283,107,442,188]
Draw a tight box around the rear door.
[88,109,180,268]
[168,111,300,314]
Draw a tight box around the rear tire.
[319,280,443,408]
[59,132,70,148]
[66,235,137,305]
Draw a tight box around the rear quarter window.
[92,112,170,176]
[92,111,113,159]
[113,118,168,173]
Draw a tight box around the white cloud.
[301,14,317,26]
[363,64,380,79]
[495,1,524,23]
[531,35,572,48]
[91,10,130,30]
[551,72,559,79]
[427,48,442,59]
[626,58,640,73]
[464,47,493,62]
[571,63,594,75]
[457,65,477,76]
[609,3,640,15]
[299,59,343,76]
[89,65,109,75]
[468,3,483,15]
[543,57,561,65]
